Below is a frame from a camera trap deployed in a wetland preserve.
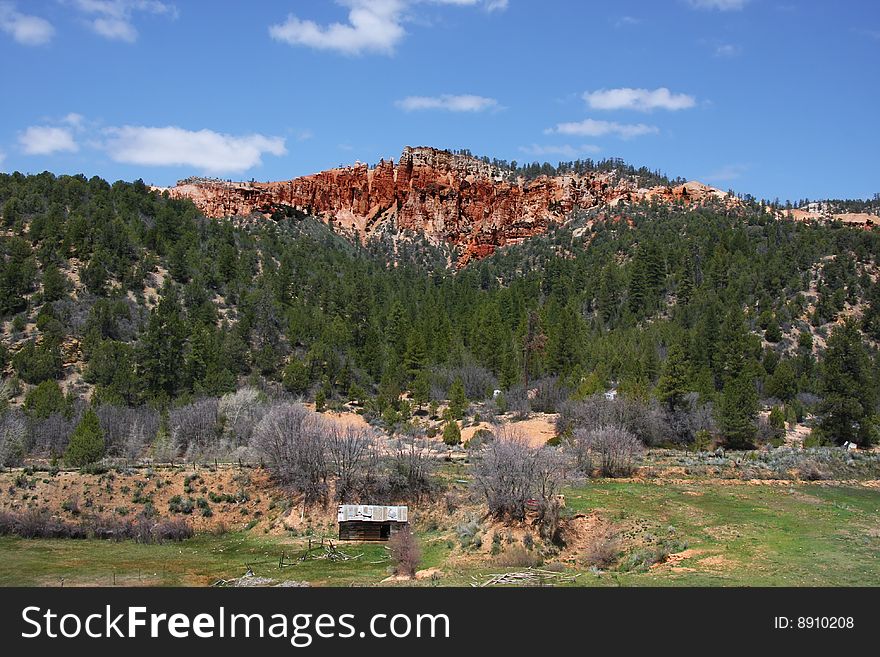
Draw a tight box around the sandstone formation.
[162,146,734,266]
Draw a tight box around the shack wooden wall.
[338,521,407,541]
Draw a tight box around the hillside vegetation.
[1,171,879,464]
[1,171,880,585]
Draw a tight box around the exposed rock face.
[163,146,732,266]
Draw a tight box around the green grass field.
[565,482,880,586]
[1,481,878,587]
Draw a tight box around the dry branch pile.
[472,568,580,587]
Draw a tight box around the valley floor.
[2,478,878,587]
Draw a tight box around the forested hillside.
[1,171,879,468]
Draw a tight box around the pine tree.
[402,330,428,384]
[627,254,648,317]
[411,370,430,410]
[138,284,186,402]
[23,380,69,419]
[448,377,468,420]
[718,371,758,449]
[863,280,880,341]
[442,419,461,446]
[765,359,797,402]
[819,320,877,446]
[656,342,691,412]
[716,308,752,388]
[546,303,581,377]
[65,409,105,467]
[42,261,67,302]
[677,256,695,305]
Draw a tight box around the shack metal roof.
[337,505,408,523]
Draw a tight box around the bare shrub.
[495,544,542,568]
[0,509,192,543]
[568,430,594,476]
[96,405,159,459]
[388,436,435,502]
[583,528,620,569]
[388,525,421,577]
[663,393,717,445]
[152,517,194,542]
[529,377,567,414]
[431,365,497,401]
[252,402,329,504]
[472,426,566,523]
[169,399,220,460]
[219,387,267,448]
[0,411,27,467]
[558,395,668,446]
[574,425,642,477]
[796,459,831,481]
[504,384,531,419]
[327,425,377,502]
[122,415,154,461]
[29,411,80,456]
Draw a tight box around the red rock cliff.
[162,146,731,266]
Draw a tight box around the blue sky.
[0,0,877,201]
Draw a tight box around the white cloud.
[62,112,86,128]
[686,0,748,10]
[430,0,508,10]
[19,126,79,155]
[269,0,507,55]
[519,143,600,158]
[613,15,640,27]
[270,0,406,55]
[396,94,498,112]
[0,150,6,171]
[714,43,741,57]
[584,87,696,112]
[0,3,55,45]
[546,119,659,139]
[72,0,177,43]
[102,125,287,174]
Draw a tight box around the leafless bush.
[387,436,436,502]
[529,377,567,414]
[504,384,531,419]
[96,405,159,458]
[0,510,87,538]
[388,525,421,577]
[558,395,668,446]
[252,402,329,504]
[568,430,594,476]
[0,411,27,467]
[29,410,80,456]
[495,544,542,568]
[583,528,620,569]
[152,517,194,542]
[0,509,192,543]
[472,426,566,522]
[660,393,717,445]
[327,425,377,502]
[219,387,267,448]
[431,365,497,401]
[574,425,642,477]
[170,398,220,460]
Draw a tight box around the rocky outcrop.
[163,146,733,266]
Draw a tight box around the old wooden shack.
[337,504,408,541]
